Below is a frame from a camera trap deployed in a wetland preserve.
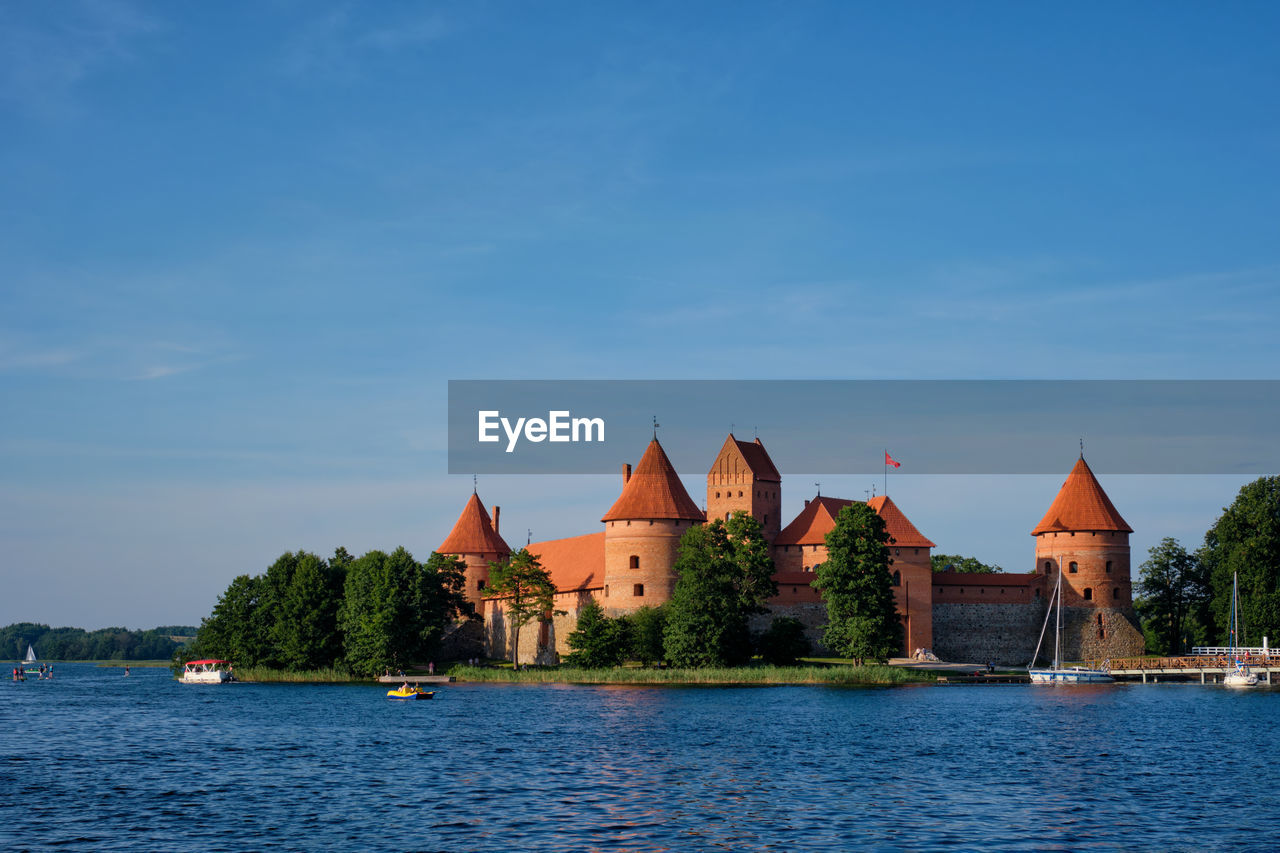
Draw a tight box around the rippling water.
[2,663,1277,851]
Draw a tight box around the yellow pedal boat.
[387,686,433,700]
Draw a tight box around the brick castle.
[438,434,1145,665]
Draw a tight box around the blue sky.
[2,2,1278,629]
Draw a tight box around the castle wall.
[931,601,1048,665]
[1035,530,1132,607]
[1059,607,1145,663]
[601,518,694,615]
[483,589,597,665]
[752,602,834,656]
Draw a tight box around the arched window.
[629,555,639,569]
[1083,587,1093,601]
[738,491,743,497]
[633,583,644,597]
[892,570,901,587]
[1069,561,1078,573]
[1044,561,1052,572]
[716,491,721,498]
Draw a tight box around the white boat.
[23,644,37,665]
[180,659,233,684]
[1222,573,1258,688]
[1028,563,1113,684]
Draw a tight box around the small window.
[629,555,639,569]
[716,491,721,498]
[763,514,768,526]
[1069,561,1078,573]
[738,491,743,497]
[1105,561,1112,573]
[1035,588,1041,598]
[605,585,610,597]
[1113,587,1120,599]
[633,583,644,597]
[477,579,486,591]
[1044,561,1052,572]
[725,512,730,521]
[1083,588,1093,601]
[892,570,901,587]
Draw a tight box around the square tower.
[706,434,782,543]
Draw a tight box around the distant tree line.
[1137,475,1280,655]
[930,554,1003,573]
[1,623,187,661]
[565,509,901,669]
[189,546,473,676]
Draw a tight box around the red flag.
[885,451,901,468]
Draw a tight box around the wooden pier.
[1097,656,1278,684]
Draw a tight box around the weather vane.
[472,474,477,494]
[653,416,660,439]
[815,482,821,497]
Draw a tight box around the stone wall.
[483,589,596,665]
[932,601,1048,665]
[1059,606,1145,663]
[752,602,833,656]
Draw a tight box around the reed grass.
[225,666,365,683]
[446,663,932,685]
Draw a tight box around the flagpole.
[884,449,888,497]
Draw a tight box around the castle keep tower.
[601,438,704,615]
[707,433,782,543]
[439,492,510,610]
[1032,455,1144,660]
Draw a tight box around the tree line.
[2,623,192,661]
[189,546,473,676]
[564,506,902,669]
[1136,475,1280,655]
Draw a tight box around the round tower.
[439,492,511,610]
[1032,455,1133,608]
[1032,454,1145,662]
[601,438,705,615]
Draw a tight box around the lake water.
[1,663,1276,851]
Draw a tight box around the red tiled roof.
[1032,456,1132,535]
[709,433,781,481]
[866,495,937,548]
[775,495,935,548]
[932,571,1036,587]
[439,493,511,556]
[602,439,705,522]
[526,531,605,592]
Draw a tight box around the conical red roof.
[602,439,705,522]
[866,495,937,548]
[439,493,511,555]
[776,495,935,548]
[1032,456,1132,535]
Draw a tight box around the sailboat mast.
[1054,563,1062,669]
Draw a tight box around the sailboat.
[1028,564,1114,684]
[21,644,39,674]
[1222,572,1258,688]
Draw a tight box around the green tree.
[1134,538,1206,655]
[340,547,463,676]
[1200,476,1280,646]
[663,512,778,668]
[273,551,346,670]
[625,605,667,667]
[487,548,562,667]
[756,616,812,665]
[813,503,901,664]
[564,599,627,668]
[192,574,271,666]
[930,553,1003,573]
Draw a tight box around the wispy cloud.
[280,6,452,78]
[0,0,161,117]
